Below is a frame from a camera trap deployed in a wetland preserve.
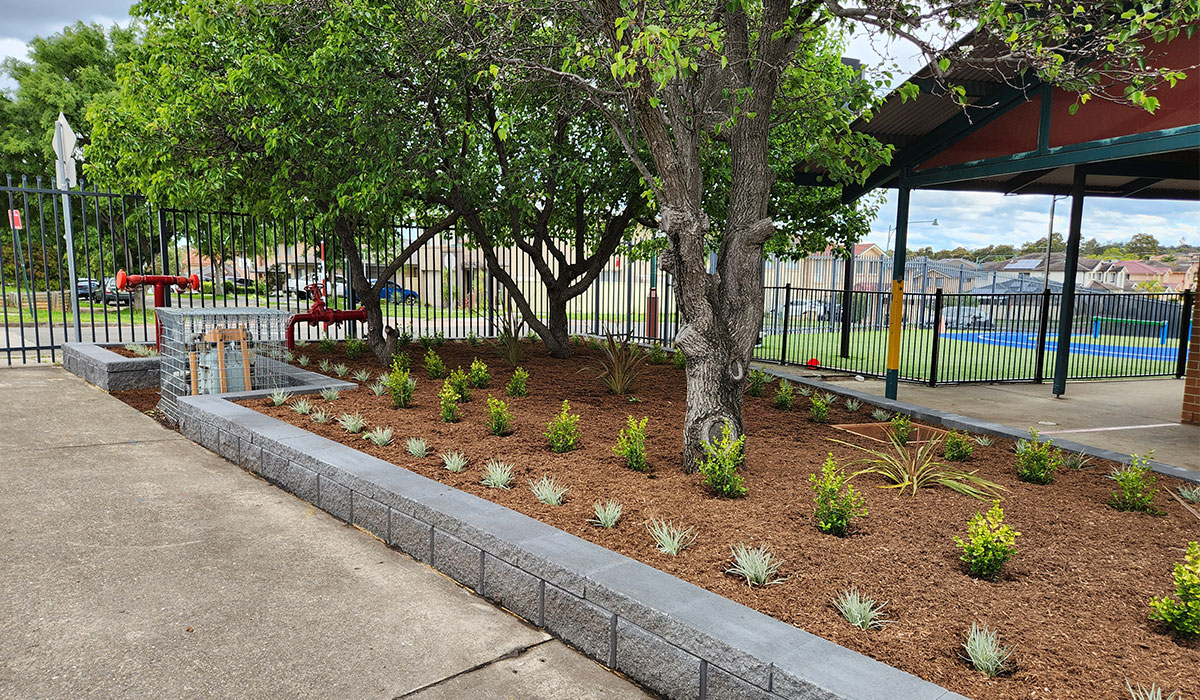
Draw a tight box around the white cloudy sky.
[2,2,1196,250]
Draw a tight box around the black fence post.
[779,283,792,365]
[840,253,853,358]
[1176,288,1193,379]
[1034,289,1051,383]
[157,207,170,310]
[928,289,943,387]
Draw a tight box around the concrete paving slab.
[401,640,651,700]
[765,368,1199,471]
[0,367,650,699]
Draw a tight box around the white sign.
[53,112,78,188]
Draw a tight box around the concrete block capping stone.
[62,341,160,391]
[176,393,964,700]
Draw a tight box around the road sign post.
[53,113,82,342]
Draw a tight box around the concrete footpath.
[0,367,651,700]
[768,365,1199,471]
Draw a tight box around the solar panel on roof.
[1005,259,1041,270]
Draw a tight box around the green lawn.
[755,328,1180,382]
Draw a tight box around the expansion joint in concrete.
[391,637,555,699]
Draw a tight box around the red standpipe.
[286,283,367,350]
[116,270,201,350]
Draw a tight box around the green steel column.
[1052,167,1087,397]
[884,188,911,400]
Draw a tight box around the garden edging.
[176,388,967,700]
[62,342,160,391]
[756,368,1200,484]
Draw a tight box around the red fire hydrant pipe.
[116,270,201,350]
[286,283,368,350]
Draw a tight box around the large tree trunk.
[332,216,397,366]
[542,288,572,358]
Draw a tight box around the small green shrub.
[809,396,829,423]
[746,369,767,397]
[1109,452,1161,513]
[613,415,649,472]
[392,349,411,372]
[466,331,481,346]
[1149,541,1200,638]
[590,499,622,528]
[773,379,794,410]
[438,381,462,422]
[424,348,447,379]
[344,337,366,359]
[809,454,866,536]
[945,431,975,462]
[418,334,436,349]
[889,413,913,445]
[397,330,412,347]
[699,423,747,498]
[485,395,512,436]
[447,367,472,403]
[671,347,686,369]
[1015,429,1062,484]
[954,501,1019,581]
[385,361,415,409]
[506,367,529,397]
[962,623,1013,677]
[546,400,580,453]
[648,343,667,365]
[318,335,337,354]
[832,589,889,630]
[726,544,784,586]
[468,357,490,388]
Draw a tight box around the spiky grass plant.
[310,408,331,424]
[962,623,1013,677]
[844,398,861,412]
[834,432,1005,500]
[495,305,525,367]
[440,451,469,472]
[646,519,697,556]
[364,426,394,446]
[337,412,367,434]
[726,544,785,586]
[319,387,340,402]
[818,391,838,406]
[284,350,294,363]
[591,330,647,395]
[296,354,310,366]
[871,408,892,422]
[796,385,812,397]
[1178,485,1200,503]
[290,398,313,415]
[482,459,514,489]
[1064,452,1094,469]
[332,363,349,377]
[368,379,388,396]
[123,343,159,357]
[405,437,430,458]
[832,589,889,630]
[352,368,372,383]
[529,475,569,505]
[269,388,292,406]
[590,499,622,528]
[974,435,993,447]
[318,358,332,372]
[1125,680,1180,700]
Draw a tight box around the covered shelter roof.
[826,34,1199,202]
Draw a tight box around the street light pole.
[1043,195,1067,292]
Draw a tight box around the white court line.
[1042,423,1180,435]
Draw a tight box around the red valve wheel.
[116,270,128,291]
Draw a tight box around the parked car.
[924,305,993,330]
[75,278,101,300]
[768,298,842,322]
[372,279,420,305]
[91,278,135,306]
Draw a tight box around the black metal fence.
[3,177,1192,384]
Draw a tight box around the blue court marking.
[942,330,1179,362]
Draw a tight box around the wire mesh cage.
[157,307,292,421]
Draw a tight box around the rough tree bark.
[331,212,459,366]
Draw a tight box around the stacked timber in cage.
[156,307,291,421]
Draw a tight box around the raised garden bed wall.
[176,391,965,700]
[62,342,160,391]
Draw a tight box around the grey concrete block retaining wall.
[759,369,1200,485]
[176,393,964,700]
[62,342,160,391]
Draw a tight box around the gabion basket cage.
[157,307,292,421]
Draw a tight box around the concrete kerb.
[61,342,160,391]
[757,367,1200,485]
[174,393,960,700]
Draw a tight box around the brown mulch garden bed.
[108,344,159,359]
[238,341,1197,700]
